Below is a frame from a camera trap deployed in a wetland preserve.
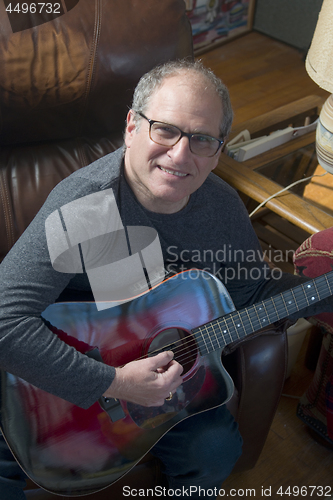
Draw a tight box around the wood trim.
[214,156,333,235]
[228,95,324,141]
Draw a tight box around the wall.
[254,0,324,52]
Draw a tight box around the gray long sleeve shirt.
[0,147,332,408]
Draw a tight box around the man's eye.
[156,125,176,134]
[193,135,213,144]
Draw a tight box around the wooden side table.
[214,95,333,273]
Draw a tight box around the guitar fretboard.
[193,270,333,355]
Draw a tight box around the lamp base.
[316,94,333,174]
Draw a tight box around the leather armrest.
[223,322,288,471]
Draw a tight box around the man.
[0,60,332,500]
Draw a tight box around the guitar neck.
[193,270,333,355]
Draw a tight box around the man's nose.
[168,136,192,163]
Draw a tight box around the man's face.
[124,73,224,213]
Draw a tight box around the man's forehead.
[146,74,221,115]
[144,72,222,131]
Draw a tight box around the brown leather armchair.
[0,1,288,498]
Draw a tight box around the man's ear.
[124,110,136,148]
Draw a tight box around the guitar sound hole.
[148,328,198,375]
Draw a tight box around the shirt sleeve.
[0,177,115,409]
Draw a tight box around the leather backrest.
[0,0,193,260]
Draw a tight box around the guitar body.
[0,270,236,496]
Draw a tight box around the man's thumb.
[150,350,174,370]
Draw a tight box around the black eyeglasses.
[137,112,223,158]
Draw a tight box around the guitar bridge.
[99,396,126,422]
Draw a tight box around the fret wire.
[223,316,238,342]
[252,303,263,327]
[261,299,277,323]
[243,307,261,331]
[262,301,269,315]
[243,308,255,332]
[193,321,227,355]
[238,308,258,334]
[324,274,333,296]
[211,323,222,350]
[300,281,321,307]
[231,308,263,338]
[280,293,289,314]
[237,311,247,333]
[217,317,233,345]
[271,294,287,318]
[312,280,320,299]
[313,277,327,292]
[271,297,280,319]
[198,327,209,355]
[292,292,308,307]
[253,302,269,327]
[295,299,311,308]
[282,290,297,314]
[204,324,218,353]
[229,311,246,340]
[302,283,311,306]
[304,281,319,305]
[205,324,221,351]
[284,295,308,311]
[192,327,205,354]
[195,320,217,348]
[290,289,299,311]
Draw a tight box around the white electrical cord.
[249,171,329,218]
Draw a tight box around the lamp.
[306,0,333,173]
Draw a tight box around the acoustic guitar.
[0,269,331,496]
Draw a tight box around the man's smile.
[158,165,188,177]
